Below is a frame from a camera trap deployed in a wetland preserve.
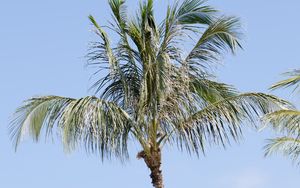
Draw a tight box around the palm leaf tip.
[176,0,217,25]
[270,69,300,92]
[9,96,67,150]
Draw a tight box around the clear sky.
[0,0,299,187]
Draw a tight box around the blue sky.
[0,0,299,187]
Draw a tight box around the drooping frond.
[264,137,300,165]
[185,16,242,73]
[160,93,290,155]
[10,96,133,160]
[263,110,300,135]
[270,69,300,92]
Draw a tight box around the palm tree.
[10,0,289,187]
[264,69,300,165]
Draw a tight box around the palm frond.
[108,0,140,65]
[88,15,142,109]
[262,110,300,135]
[263,68,300,167]
[185,16,242,73]
[168,93,290,155]
[9,96,133,160]
[270,69,300,92]
[109,0,127,28]
[264,137,300,165]
[176,0,217,25]
[159,0,216,61]
[190,77,237,104]
[88,15,117,72]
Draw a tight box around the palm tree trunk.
[148,158,163,188]
[138,148,164,188]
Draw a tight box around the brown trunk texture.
[138,148,164,188]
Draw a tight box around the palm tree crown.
[264,69,300,165]
[10,0,290,187]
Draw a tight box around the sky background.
[0,0,299,187]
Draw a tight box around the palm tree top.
[10,0,290,161]
[10,1,292,187]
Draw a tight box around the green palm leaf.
[170,93,290,155]
[270,69,300,92]
[263,110,300,134]
[263,68,300,167]
[10,96,132,159]
[265,137,300,165]
[185,16,242,74]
